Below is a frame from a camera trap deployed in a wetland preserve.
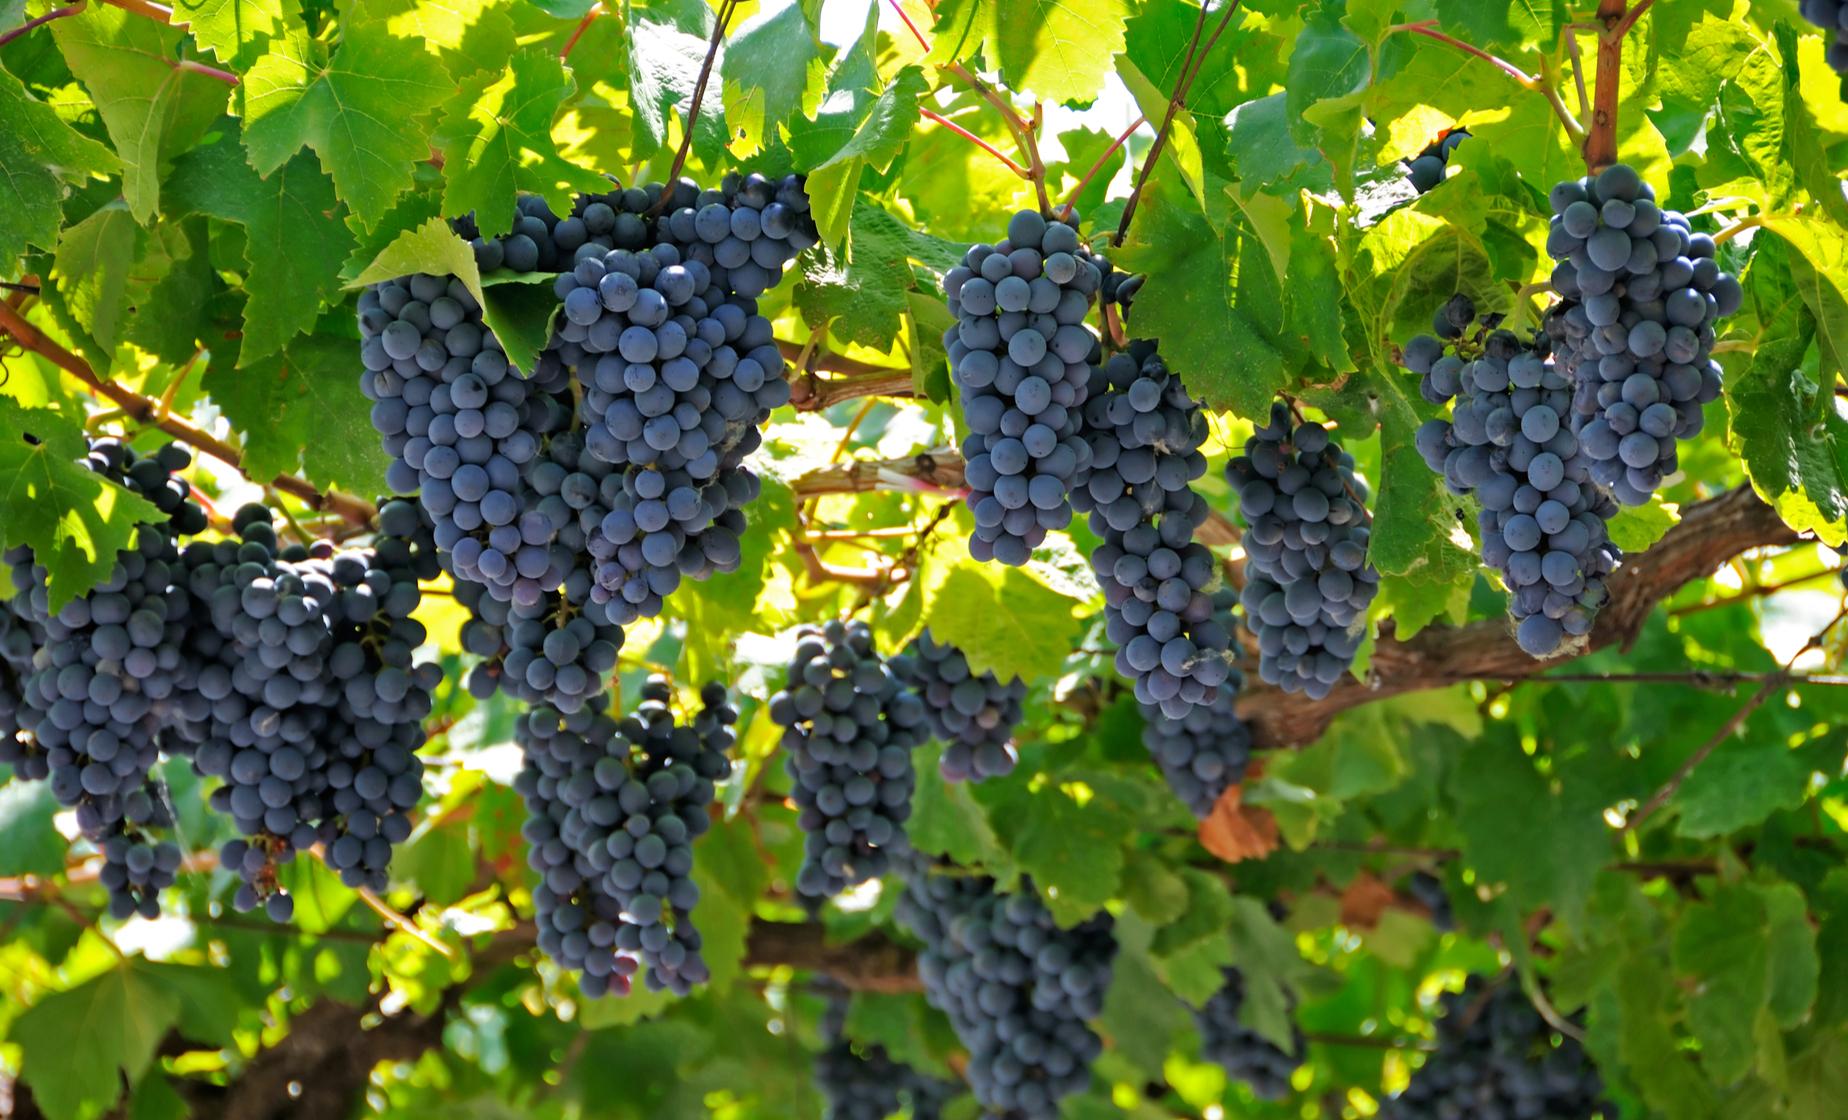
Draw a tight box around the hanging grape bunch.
[1139,591,1252,818]
[890,629,1026,782]
[1404,296,1623,657]
[1226,404,1380,698]
[1798,0,1848,72]
[769,620,929,898]
[1406,128,1468,193]
[941,209,1103,566]
[1195,968,1304,1101]
[1542,163,1742,506]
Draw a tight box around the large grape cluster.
[0,593,41,769]
[1380,980,1607,1119]
[1195,968,1303,1101]
[769,621,928,899]
[4,440,206,920]
[1139,592,1251,818]
[1800,1,1848,72]
[897,866,1116,1118]
[1077,339,1232,719]
[1404,298,1623,657]
[1226,405,1380,698]
[515,678,734,996]
[941,210,1103,566]
[890,629,1026,782]
[1543,164,1742,506]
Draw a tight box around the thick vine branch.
[0,302,377,526]
[1582,0,1636,172]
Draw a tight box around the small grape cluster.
[1226,405,1380,698]
[813,993,965,1120]
[769,621,928,899]
[1405,129,1467,193]
[1543,163,1742,506]
[1380,980,1607,1119]
[890,629,1026,782]
[1196,968,1303,1101]
[1404,297,1623,657]
[897,866,1116,1118]
[0,593,42,770]
[1799,1,1848,73]
[515,678,734,996]
[1077,339,1232,719]
[5,440,206,920]
[942,209,1103,566]
[1405,870,1455,931]
[1139,592,1251,818]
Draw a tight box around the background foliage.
[1,0,1847,1117]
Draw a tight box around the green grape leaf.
[932,0,1127,104]
[720,1,824,158]
[51,202,151,374]
[689,822,761,991]
[1759,882,1820,1030]
[1607,495,1681,552]
[1122,0,1241,117]
[1117,58,1202,203]
[364,0,520,83]
[0,397,163,609]
[126,217,218,366]
[1672,884,1770,1085]
[16,962,182,1120]
[1226,896,1311,1052]
[1672,731,1814,839]
[1433,0,1557,52]
[166,126,355,367]
[919,550,1083,684]
[910,746,1012,871]
[1361,369,1479,581]
[1114,175,1286,419]
[0,781,64,878]
[793,200,918,350]
[134,963,243,1049]
[434,48,609,238]
[169,0,295,66]
[1726,229,1848,546]
[1098,942,1190,1080]
[1283,14,1370,190]
[202,323,391,495]
[50,4,228,224]
[1773,24,1848,229]
[804,66,929,249]
[242,22,452,229]
[1013,775,1128,925]
[1449,737,1607,922]
[0,66,119,278]
[624,0,730,163]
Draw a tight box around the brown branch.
[0,2,85,47]
[1610,0,1655,39]
[744,920,920,992]
[0,301,377,526]
[1115,1,1242,244]
[1237,484,1802,748]
[1581,0,1631,172]
[790,450,969,501]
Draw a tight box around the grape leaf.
[169,0,295,66]
[1449,735,1608,921]
[1098,942,1189,1079]
[624,0,729,164]
[1013,775,1128,925]
[16,961,182,1120]
[1759,882,1820,1030]
[242,22,452,229]
[1672,732,1814,839]
[1672,884,1770,1085]
[165,125,355,367]
[720,0,824,158]
[0,781,64,878]
[1122,0,1242,117]
[802,67,929,249]
[202,323,391,495]
[793,201,918,350]
[434,48,608,238]
[1114,175,1286,419]
[50,203,150,374]
[1607,495,1681,552]
[0,397,163,609]
[126,217,218,366]
[910,746,1012,870]
[931,0,1128,104]
[919,553,1083,684]
[50,4,228,224]
[369,0,520,83]
[1433,0,1557,53]
[0,66,119,278]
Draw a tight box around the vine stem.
[559,1,603,60]
[1114,0,1242,245]
[176,57,238,86]
[883,0,929,52]
[0,2,86,48]
[1582,0,1641,173]
[937,61,1051,211]
[1058,113,1145,221]
[652,0,737,214]
[919,107,1030,177]
[1626,603,1848,831]
[0,301,376,526]
[1388,21,1584,144]
[96,0,170,21]
[1714,214,1765,245]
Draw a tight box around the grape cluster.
[769,621,928,898]
[1139,592,1251,818]
[1406,870,1455,932]
[897,867,1116,1117]
[1380,981,1607,1119]
[1226,405,1381,698]
[1077,339,1232,719]
[0,593,41,769]
[1801,1,1848,73]
[941,210,1103,566]
[812,993,965,1120]
[177,498,442,917]
[1405,129,1467,193]
[1196,968,1303,1101]
[5,440,206,919]
[890,629,1026,782]
[1543,164,1741,506]
[515,678,734,996]
[1404,298,1623,657]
